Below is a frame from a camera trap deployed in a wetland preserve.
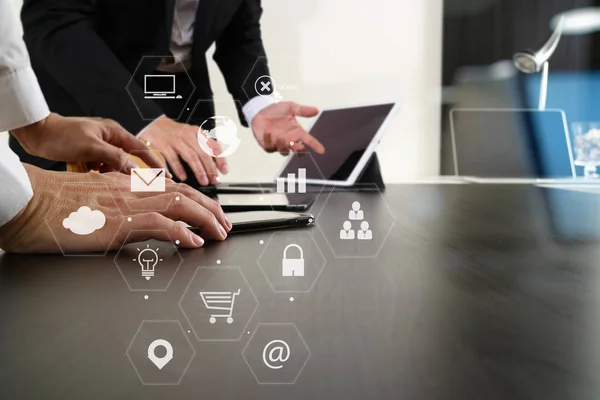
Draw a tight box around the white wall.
[6,0,443,181]
[214,0,443,182]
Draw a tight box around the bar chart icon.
[277,168,306,194]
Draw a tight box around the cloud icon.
[62,206,106,235]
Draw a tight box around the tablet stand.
[308,152,385,193]
[353,153,385,191]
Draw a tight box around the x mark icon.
[260,81,271,92]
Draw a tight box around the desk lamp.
[513,7,600,110]
[514,8,600,177]
[513,17,564,110]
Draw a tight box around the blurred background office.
[442,0,600,179]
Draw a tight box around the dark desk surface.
[2,184,600,399]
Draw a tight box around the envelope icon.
[131,168,166,192]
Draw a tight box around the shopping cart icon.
[200,289,241,324]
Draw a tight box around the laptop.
[448,62,591,184]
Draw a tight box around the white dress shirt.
[0,0,50,226]
[157,0,274,125]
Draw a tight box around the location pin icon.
[147,339,174,370]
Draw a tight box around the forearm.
[10,113,54,157]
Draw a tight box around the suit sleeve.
[21,0,162,133]
[212,0,270,126]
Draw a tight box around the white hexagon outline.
[241,56,302,108]
[43,181,124,257]
[113,230,183,292]
[242,322,311,385]
[256,230,327,294]
[241,56,273,102]
[316,184,397,259]
[212,234,252,266]
[178,266,259,342]
[184,98,245,127]
[125,55,196,122]
[125,319,196,386]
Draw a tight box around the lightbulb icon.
[134,244,163,280]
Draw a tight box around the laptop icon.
[144,75,182,100]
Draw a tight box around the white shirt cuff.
[0,146,33,226]
[0,67,50,132]
[242,95,277,125]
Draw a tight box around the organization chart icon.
[339,201,372,241]
[316,187,395,258]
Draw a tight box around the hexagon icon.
[241,56,304,107]
[181,99,245,163]
[126,56,195,121]
[44,182,124,256]
[257,230,326,293]
[242,323,311,385]
[316,184,396,258]
[126,320,195,385]
[114,234,182,291]
[265,152,328,199]
[179,267,258,341]
[110,149,174,213]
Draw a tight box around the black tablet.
[188,211,315,234]
[216,193,316,212]
[276,102,399,186]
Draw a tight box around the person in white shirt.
[0,0,230,253]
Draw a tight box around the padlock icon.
[282,244,304,277]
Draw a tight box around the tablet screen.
[279,103,395,182]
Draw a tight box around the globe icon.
[197,116,241,158]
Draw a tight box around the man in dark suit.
[12,0,325,186]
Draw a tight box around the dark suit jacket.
[12,0,270,170]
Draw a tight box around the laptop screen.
[450,109,575,179]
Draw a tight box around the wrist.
[11,114,56,156]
